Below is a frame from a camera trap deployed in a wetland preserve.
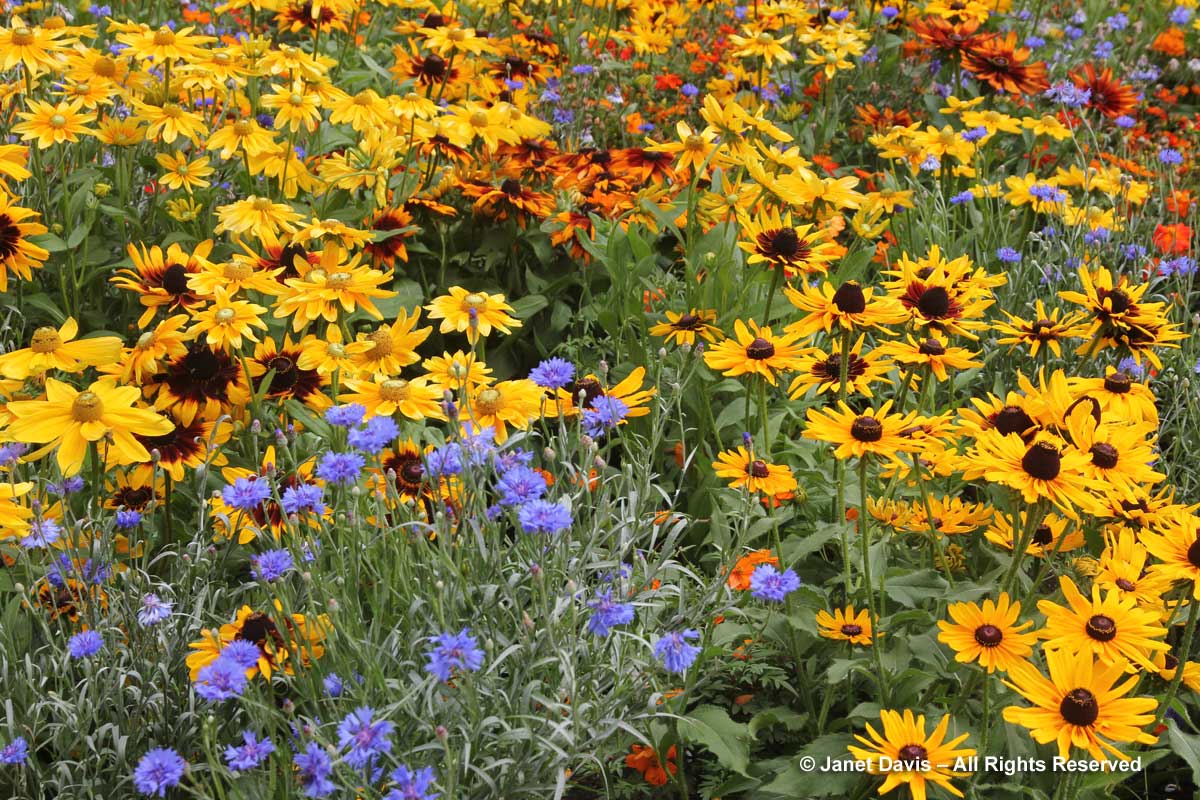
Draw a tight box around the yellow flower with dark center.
[155,150,213,194]
[112,240,214,327]
[983,510,1083,558]
[993,300,1087,358]
[248,337,330,411]
[425,286,521,345]
[802,400,922,462]
[1064,406,1164,500]
[124,414,229,483]
[961,430,1101,518]
[186,604,327,681]
[147,342,251,426]
[13,98,97,149]
[1140,509,1200,599]
[847,709,975,800]
[1095,527,1175,613]
[1059,265,1184,367]
[702,320,805,386]
[1066,369,1158,427]
[341,374,444,421]
[787,335,891,399]
[422,351,494,392]
[464,379,543,442]
[551,368,656,419]
[815,606,874,645]
[1002,649,1157,762]
[738,207,837,277]
[711,447,797,495]
[783,279,908,338]
[649,309,721,348]
[937,593,1036,673]
[898,495,993,537]
[5,378,174,476]
[0,317,122,379]
[1037,576,1168,671]
[188,288,268,351]
[350,308,431,376]
[875,335,980,382]
[0,192,48,294]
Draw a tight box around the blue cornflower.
[21,518,61,549]
[749,564,801,602]
[529,357,575,390]
[680,82,700,97]
[949,190,975,205]
[518,500,573,535]
[1159,148,1184,165]
[460,426,497,467]
[582,396,629,437]
[387,765,440,800]
[880,5,899,19]
[133,748,187,797]
[830,8,849,21]
[654,630,701,674]
[996,247,1022,264]
[317,452,365,484]
[1024,35,1046,48]
[424,443,463,477]
[425,628,485,682]
[1169,6,1192,24]
[116,510,143,529]
[496,465,547,506]
[1064,25,1083,40]
[1092,41,1113,59]
[1116,357,1146,379]
[552,108,575,125]
[225,731,275,771]
[1160,257,1196,277]
[68,630,103,659]
[50,476,84,496]
[586,589,635,637]
[138,594,173,627]
[1044,82,1090,107]
[571,64,595,75]
[281,483,326,515]
[194,657,248,701]
[1114,115,1135,129]
[919,155,941,171]
[495,448,534,471]
[337,706,394,769]
[0,737,28,765]
[220,640,264,670]
[348,416,399,454]
[0,443,27,466]
[1121,244,1147,261]
[222,477,271,511]
[961,125,988,142]
[324,673,345,697]
[325,403,367,428]
[251,549,294,582]
[1106,11,1129,29]
[294,742,335,798]
[1083,227,1110,246]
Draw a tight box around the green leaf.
[33,232,69,252]
[749,707,808,736]
[510,294,549,320]
[1168,720,1200,786]
[21,292,68,325]
[883,569,950,608]
[679,704,753,776]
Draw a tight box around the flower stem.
[858,455,888,704]
[1155,597,1200,729]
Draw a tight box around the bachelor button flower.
[1044,82,1090,107]
[1106,11,1128,28]
[586,589,635,637]
[133,748,187,797]
[496,465,547,506]
[582,396,629,437]
[194,657,248,701]
[20,518,61,549]
[425,628,485,682]
[116,510,142,529]
[337,706,394,769]
[1114,115,1135,129]
[654,629,701,674]
[518,500,573,535]
[571,64,595,75]
[251,548,294,582]
[460,426,497,467]
[0,443,26,466]
[1083,228,1110,246]
[1024,35,1045,48]
[495,448,534,471]
[68,630,103,659]
[221,639,264,670]
[529,357,575,390]
[281,483,326,515]
[424,443,463,477]
[950,191,975,205]
[387,765,439,800]
[294,742,335,798]
[919,155,941,171]
[324,673,345,697]
[138,593,173,626]
[0,737,28,765]
[1092,41,1113,59]
[961,126,988,142]
[749,565,801,602]
[316,452,365,484]
[222,477,271,511]
[996,247,1021,264]
[50,476,84,496]
[681,82,700,97]
[325,403,367,428]
[1028,183,1066,204]
[1169,6,1192,24]
[881,5,899,19]
[225,731,275,771]
[1159,148,1184,165]
[348,416,399,454]
[830,8,849,20]
[1160,257,1196,277]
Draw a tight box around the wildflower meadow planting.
[3,0,1200,798]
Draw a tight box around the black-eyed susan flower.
[786,335,891,399]
[425,287,521,345]
[993,300,1086,358]
[1002,649,1157,762]
[1037,576,1168,671]
[113,241,214,327]
[5,378,174,476]
[147,342,250,426]
[422,351,493,392]
[363,207,418,268]
[875,335,980,382]
[728,25,796,67]
[0,144,31,182]
[1064,407,1164,500]
[116,23,214,63]
[802,400,921,462]
[816,606,874,645]
[0,17,72,76]
[983,510,1084,558]
[649,309,721,347]
[898,495,993,537]
[1067,369,1159,426]
[206,118,277,160]
[249,337,330,411]
[738,208,836,277]
[98,315,193,386]
[273,250,396,330]
[1095,527,1175,611]
[702,320,805,386]
[0,317,121,379]
[13,98,96,149]
[847,710,974,800]
[0,193,48,294]
[187,288,268,351]
[130,99,207,146]
[961,430,1101,518]
[296,326,368,377]
[712,447,797,495]
[553,368,656,419]
[126,414,229,483]
[937,593,1036,673]
[1141,510,1200,599]
[341,374,444,421]
[464,379,543,442]
[783,279,908,338]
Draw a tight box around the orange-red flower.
[727,549,779,590]
[625,744,677,786]
[1153,223,1191,255]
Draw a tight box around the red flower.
[1153,223,1192,255]
[626,745,678,786]
[655,73,683,91]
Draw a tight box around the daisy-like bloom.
[551,368,657,419]
[0,144,31,182]
[248,337,329,411]
[983,510,1084,558]
[147,342,250,426]
[273,250,396,330]
[961,430,1101,519]
[261,81,322,133]
[816,606,874,645]
[376,439,432,502]
[126,415,228,483]
[327,87,390,133]
[738,208,836,277]
[95,116,146,147]
[97,315,192,386]
[875,336,980,383]
[726,549,779,591]
[0,18,71,76]
[5,378,174,476]
[1002,648,1157,762]
[296,327,369,377]
[0,317,122,379]
[645,121,723,180]
[294,218,374,252]
[13,98,96,149]
[960,33,1049,95]
[1094,527,1176,611]
[425,287,521,345]
[1070,64,1138,119]
[467,178,556,229]
[1058,266,1182,368]
[187,288,268,351]
[464,379,543,442]
[214,196,303,242]
[1037,576,1168,671]
[937,593,1036,673]
[186,604,327,681]
[993,300,1087,358]
[0,193,49,294]
[155,151,213,195]
[897,495,993,537]
[422,351,493,392]
[803,400,921,463]
[1067,369,1159,427]
[206,118,276,160]
[187,257,282,299]
[350,309,431,376]
[363,207,417,268]
[712,447,797,495]
[702,320,805,386]
[116,24,214,63]
[340,374,444,421]
[1140,509,1200,599]
[784,280,908,339]
[1064,408,1164,500]
[130,100,207,146]
[728,25,795,67]
[112,240,214,327]
[847,709,975,800]
[787,336,892,399]
[649,309,721,347]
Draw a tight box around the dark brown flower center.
[759,227,806,261]
[1103,372,1131,394]
[746,337,776,359]
[1085,615,1117,642]
[570,377,605,409]
[1090,443,1118,469]
[674,313,702,330]
[1031,318,1055,335]
[850,416,883,442]
[974,624,1003,647]
[748,460,770,479]
[832,282,867,314]
[1021,441,1061,480]
[1115,578,1135,592]
[0,214,20,259]
[161,263,191,295]
[994,405,1035,437]
[1059,688,1099,727]
[1187,537,1200,569]
[916,286,951,318]
[896,744,928,763]
[500,178,522,196]
[841,624,863,636]
[1032,524,1053,546]
[918,338,946,356]
[1100,288,1132,315]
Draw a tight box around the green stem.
[859,455,888,703]
[1155,598,1200,728]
